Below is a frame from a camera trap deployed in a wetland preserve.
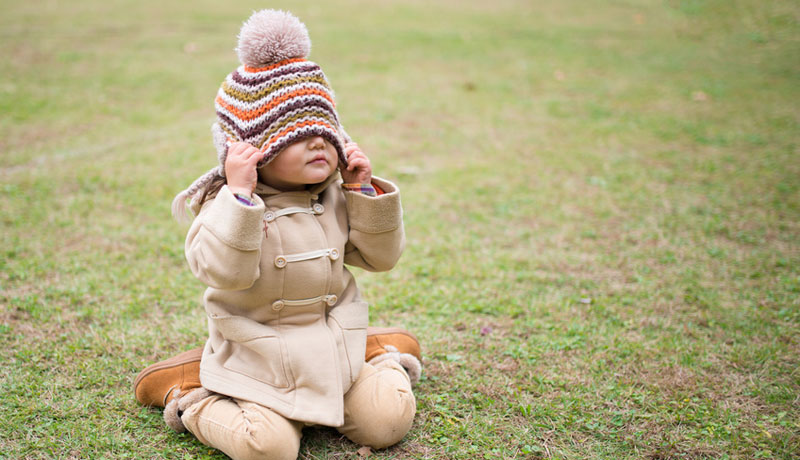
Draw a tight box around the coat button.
[264,211,275,222]
[329,248,340,260]
[272,300,284,311]
[326,295,338,306]
[313,203,324,214]
[274,256,287,268]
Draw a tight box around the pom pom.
[236,10,311,67]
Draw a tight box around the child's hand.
[340,142,372,184]
[225,142,262,197]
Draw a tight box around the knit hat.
[172,9,349,220]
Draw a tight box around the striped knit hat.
[172,9,348,220]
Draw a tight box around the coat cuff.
[345,176,402,234]
[200,185,266,251]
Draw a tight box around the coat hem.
[199,369,345,427]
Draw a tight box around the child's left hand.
[340,142,372,184]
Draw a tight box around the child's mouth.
[308,155,328,165]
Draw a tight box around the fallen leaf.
[357,446,373,457]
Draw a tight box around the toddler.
[135,10,420,460]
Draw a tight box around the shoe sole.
[132,347,203,391]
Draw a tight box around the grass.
[1,0,798,458]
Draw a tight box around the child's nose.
[307,136,325,149]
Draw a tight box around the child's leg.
[180,393,303,460]
[337,360,416,449]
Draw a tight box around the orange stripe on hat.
[243,57,306,73]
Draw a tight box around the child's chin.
[306,171,333,183]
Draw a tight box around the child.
[136,10,421,459]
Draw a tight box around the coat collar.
[254,171,340,197]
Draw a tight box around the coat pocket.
[327,301,368,385]
[223,336,292,389]
[210,313,292,389]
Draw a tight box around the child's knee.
[230,421,300,460]
[238,410,302,460]
[359,389,416,448]
[188,398,302,460]
[341,362,417,448]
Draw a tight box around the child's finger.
[242,145,259,157]
[227,142,247,157]
[246,150,264,166]
[345,148,363,158]
[230,142,259,158]
[246,146,263,160]
[347,157,368,171]
[347,153,363,165]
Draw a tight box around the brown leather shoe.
[133,348,203,408]
[365,327,421,362]
[365,327,423,385]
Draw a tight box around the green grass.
[1,0,798,458]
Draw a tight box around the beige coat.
[185,174,404,427]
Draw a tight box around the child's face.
[257,136,338,190]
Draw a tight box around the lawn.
[1,0,798,458]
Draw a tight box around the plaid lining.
[341,183,377,197]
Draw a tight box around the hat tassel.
[171,167,222,222]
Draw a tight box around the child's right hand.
[225,142,263,197]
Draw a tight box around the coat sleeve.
[185,185,266,290]
[343,176,405,272]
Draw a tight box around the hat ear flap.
[338,125,352,144]
[332,125,350,168]
[211,123,229,177]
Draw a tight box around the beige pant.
[181,360,416,460]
